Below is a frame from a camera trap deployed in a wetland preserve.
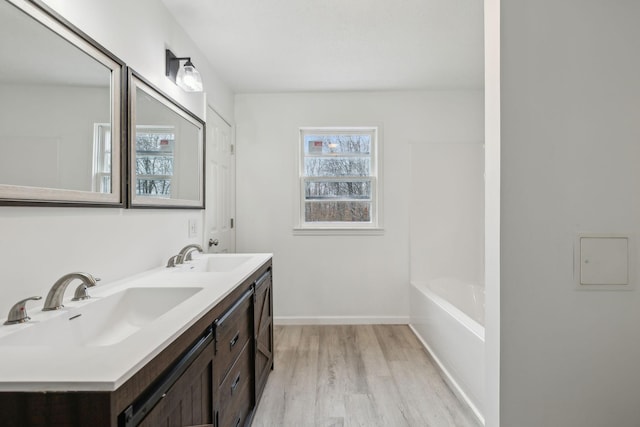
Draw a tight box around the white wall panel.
[501,1,640,425]
[235,91,483,322]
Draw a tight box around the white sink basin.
[0,287,202,347]
[179,255,253,273]
[204,255,253,272]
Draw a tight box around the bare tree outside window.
[300,129,379,226]
[135,127,175,198]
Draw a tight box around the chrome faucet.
[176,244,204,264]
[166,254,180,268]
[4,296,42,325]
[43,272,99,311]
[72,279,99,301]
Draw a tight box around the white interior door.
[205,106,235,253]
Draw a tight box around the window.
[135,126,175,198]
[92,123,112,193]
[297,127,382,232]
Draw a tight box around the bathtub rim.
[411,280,485,340]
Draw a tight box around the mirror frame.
[128,70,205,209]
[0,0,126,207]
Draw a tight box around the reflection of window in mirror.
[92,123,112,193]
[135,126,176,198]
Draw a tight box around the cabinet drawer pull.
[231,373,241,394]
[230,331,240,350]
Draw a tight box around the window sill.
[293,227,385,236]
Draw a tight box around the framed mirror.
[0,0,125,206]
[128,71,205,209]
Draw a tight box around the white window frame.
[294,126,383,234]
[92,123,112,193]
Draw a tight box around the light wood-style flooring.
[252,325,480,427]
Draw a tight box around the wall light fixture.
[165,49,203,92]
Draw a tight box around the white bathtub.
[409,279,485,425]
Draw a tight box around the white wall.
[0,0,233,317]
[235,91,483,323]
[41,0,234,122]
[501,1,640,426]
[409,142,484,286]
[0,84,108,190]
[483,0,501,425]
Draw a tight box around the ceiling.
[161,0,484,93]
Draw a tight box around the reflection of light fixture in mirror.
[165,49,203,92]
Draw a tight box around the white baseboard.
[408,324,485,426]
[274,316,409,325]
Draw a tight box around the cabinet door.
[254,271,273,401]
[138,344,214,427]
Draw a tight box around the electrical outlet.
[188,219,198,237]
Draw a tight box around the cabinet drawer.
[218,342,253,427]
[214,289,253,384]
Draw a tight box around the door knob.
[208,238,219,247]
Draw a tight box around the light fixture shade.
[176,60,203,92]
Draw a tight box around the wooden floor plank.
[252,325,480,427]
[355,325,391,378]
[344,393,381,427]
[315,326,347,422]
[366,374,414,427]
[335,326,368,395]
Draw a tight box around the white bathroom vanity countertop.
[0,253,272,392]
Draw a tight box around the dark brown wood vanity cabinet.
[253,270,273,402]
[212,288,254,427]
[0,260,273,427]
[136,332,214,427]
